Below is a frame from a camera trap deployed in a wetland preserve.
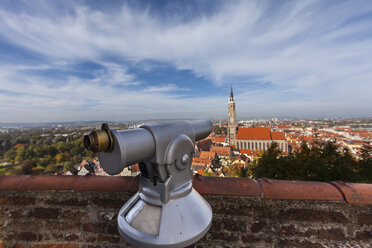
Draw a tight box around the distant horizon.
[1,0,372,122]
[1,116,372,126]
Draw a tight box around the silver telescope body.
[84,120,213,248]
[85,121,212,175]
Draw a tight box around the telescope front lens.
[84,134,93,150]
[83,129,112,153]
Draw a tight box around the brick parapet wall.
[0,175,371,248]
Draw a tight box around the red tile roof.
[199,151,217,160]
[237,127,271,140]
[237,128,286,141]
[211,146,231,156]
[211,136,226,143]
[298,136,314,142]
[192,161,207,167]
[192,157,211,165]
[239,149,253,156]
[196,139,213,151]
[239,149,262,157]
[271,132,286,140]
[277,125,291,129]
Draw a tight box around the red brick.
[63,209,87,219]
[91,198,124,209]
[355,230,372,241]
[280,225,296,235]
[241,234,260,243]
[259,178,343,201]
[280,225,318,237]
[303,229,319,237]
[193,175,261,196]
[357,213,372,226]
[318,228,346,240]
[84,236,97,242]
[210,218,223,232]
[278,239,299,247]
[49,232,64,241]
[212,203,250,216]
[12,244,25,248]
[65,233,79,241]
[0,175,29,190]
[212,203,273,218]
[7,209,32,219]
[0,242,3,248]
[18,175,79,190]
[331,181,372,205]
[97,234,120,243]
[45,198,88,206]
[97,211,117,222]
[0,196,35,205]
[278,209,348,223]
[83,223,106,233]
[74,176,138,192]
[31,207,59,219]
[48,221,80,231]
[107,222,119,235]
[223,219,247,232]
[8,232,38,241]
[250,222,266,232]
[210,232,239,242]
[278,239,324,248]
[32,245,78,248]
[8,221,40,230]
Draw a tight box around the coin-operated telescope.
[84,121,213,248]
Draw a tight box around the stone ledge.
[258,178,344,201]
[0,175,371,205]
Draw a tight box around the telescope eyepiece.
[83,123,114,153]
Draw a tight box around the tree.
[253,143,284,179]
[4,149,17,162]
[64,161,75,170]
[203,169,215,176]
[223,159,248,178]
[45,164,59,174]
[357,145,372,183]
[212,126,227,135]
[21,159,36,175]
[252,141,364,182]
[5,168,22,176]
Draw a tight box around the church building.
[227,87,288,152]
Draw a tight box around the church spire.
[229,85,234,102]
[227,85,237,147]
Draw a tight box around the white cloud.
[0,0,372,121]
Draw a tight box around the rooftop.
[236,128,286,141]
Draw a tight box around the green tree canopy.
[253,141,372,183]
[21,159,36,175]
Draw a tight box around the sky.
[0,0,372,122]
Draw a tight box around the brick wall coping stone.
[0,175,371,205]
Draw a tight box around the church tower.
[228,86,237,147]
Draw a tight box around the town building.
[236,127,288,152]
[227,86,288,152]
[211,146,232,157]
